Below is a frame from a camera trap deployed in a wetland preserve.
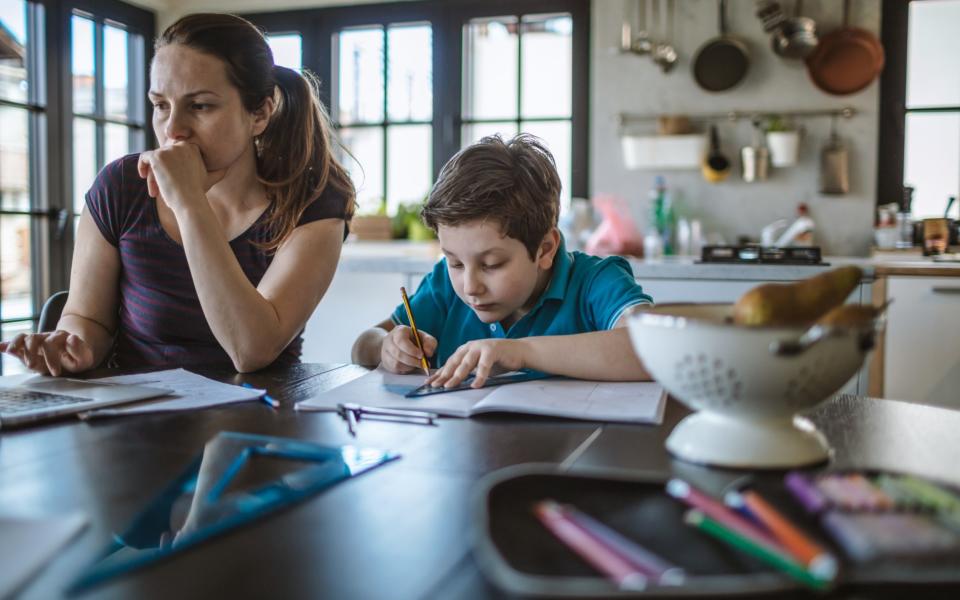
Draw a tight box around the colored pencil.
[731,490,838,580]
[684,510,831,591]
[556,503,685,585]
[533,500,647,590]
[400,286,430,376]
[666,479,779,548]
[241,382,279,409]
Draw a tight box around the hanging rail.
[617,106,857,130]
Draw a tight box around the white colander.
[628,303,877,469]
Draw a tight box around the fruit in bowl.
[628,267,883,469]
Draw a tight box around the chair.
[37,291,69,333]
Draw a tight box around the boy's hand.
[427,339,526,389]
[0,331,96,376]
[380,325,437,374]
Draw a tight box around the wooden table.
[2,363,959,599]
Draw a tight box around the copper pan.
[805,0,884,96]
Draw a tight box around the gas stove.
[698,245,826,265]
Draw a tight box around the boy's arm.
[351,318,395,367]
[428,315,651,388]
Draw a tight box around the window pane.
[0,106,30,211]
[520,121,571,209]
[267,34,302,70]
[339,127,384,214]
[73,117,97,216]
[463,17,518,120]
[0,215,33,321]
[387,24,431,122]
[2,321,32,374]
[104,122,129,165]
[72,15,95,114]
[904,112,960,219]
[521,14,572,119]
[0,0,28,103]
[907,0,960,108]
[386,124,430,214]
[461,121,518,147]
[104,24,128,119]
[337,28,384,125]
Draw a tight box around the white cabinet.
[883,276,960,408]
[301,271,427,363]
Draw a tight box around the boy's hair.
[421,134,561,259]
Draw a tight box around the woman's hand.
[380,325,437,374]
[426,338,526,389]
[0,331,96,376]
[137,142,226,213]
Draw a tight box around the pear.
[816,303,883,329]
[733,266,863,327]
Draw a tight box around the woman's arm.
[351,318,394,367]
[177,204,344,372]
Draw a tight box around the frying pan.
[805,0,884,95]
[692,0,750,92]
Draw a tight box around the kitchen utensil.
[622,0,653,55]
[692,0,750,92]
[627,303,879,468]
[741,119,770,183]
[701,124,731,183]
[772,0,819,59]
[819,118,849,194]
[652,0,678,73]
[805,0,884,96]
[922,218,950,256]
[755,0,787,33]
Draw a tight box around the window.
[0,0,152,374]
[878,0,960,218]
[244,0,588,218]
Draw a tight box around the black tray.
[472,465,960,598]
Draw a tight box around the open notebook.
[296,368,666,425]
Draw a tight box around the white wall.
[592,0,882,256]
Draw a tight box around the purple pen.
[785,472,828,514]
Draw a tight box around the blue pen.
[241,382,279,409]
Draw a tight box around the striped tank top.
[85,153,349,369]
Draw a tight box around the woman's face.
[149,44,268,172]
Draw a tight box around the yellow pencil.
[400,286,430,376]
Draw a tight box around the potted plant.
[350,198,393,240]
[765,115,801,168]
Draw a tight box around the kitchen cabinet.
[880,276,960,409]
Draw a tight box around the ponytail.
[255,66,355,250]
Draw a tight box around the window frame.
[877,0,960,212]
[243,0,590,203]
[0,0,153,348]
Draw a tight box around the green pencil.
[684,509,832,591]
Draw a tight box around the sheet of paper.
[475,379,666,424]
[0,513,87,598]
[295,368,491,417]
[81,369,264,418]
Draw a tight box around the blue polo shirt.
[391,236,653,367]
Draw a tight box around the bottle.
[896,186,915,249]
[649,176,675,255]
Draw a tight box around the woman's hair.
[421,134,561,259]
[156,13,355,250]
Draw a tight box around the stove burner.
[699,245,825,265]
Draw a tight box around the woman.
[0,13,354,374]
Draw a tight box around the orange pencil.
[739,490,837,580]
[400,286,430,376]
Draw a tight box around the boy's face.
[438,220,559,326]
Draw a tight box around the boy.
[351,134,653,389]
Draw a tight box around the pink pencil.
[533,500,647,590]
[666,479,781,549]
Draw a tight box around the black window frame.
[0,0,153,353]
[877,0,960,212]
[243,0,590,203]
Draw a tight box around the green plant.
[391,200,435,240]
[765,115,794,132]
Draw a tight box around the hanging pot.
[805,0,884,96]
[692,0,751,92]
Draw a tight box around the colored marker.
[241,382,279,409]
[666,479,779,548]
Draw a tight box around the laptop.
[0,376,171,430]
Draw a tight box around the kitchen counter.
[339,240,960,280]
